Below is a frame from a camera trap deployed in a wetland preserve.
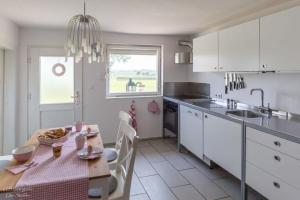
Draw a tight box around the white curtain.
[0,49,4,155]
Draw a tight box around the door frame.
[27,46,83,139]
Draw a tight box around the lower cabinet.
[246,127,300,199]
[203,113,242,179]
[246,162,300,200]
[180,105,203,159]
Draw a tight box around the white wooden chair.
[103,111,132,165]
[88,123,139,200]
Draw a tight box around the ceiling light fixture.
[65,0,104,63]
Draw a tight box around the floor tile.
[162,151,194,171]
[181,168,228,200]
[152,161,189,187]
[214,177,263,200]
[149,139,174,153]
[139,146,166,164]
[134,151,157,177]
[130,193,150,200]
[172,185,205,200]
[140,175,177,200]
[130,172,145,195]
[138,140,152,148]
[182,153,229,180]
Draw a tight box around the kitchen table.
[0,124,111,200]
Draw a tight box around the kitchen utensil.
[225,73,228,94]
[233,73,237,90]
[12,145,35,163]
[236,74,240,90]
[241,76,245,88]
[229,73,233,91]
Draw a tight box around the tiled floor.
[130,138,264,200]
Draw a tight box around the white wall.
[17,28,190,145]
[3,50,18,154]
[0,16,19,49]
[188,69,300,114]
[0,16,19,154]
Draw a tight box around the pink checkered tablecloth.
[14,133,89,200]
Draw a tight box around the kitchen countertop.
[164,96,300,144]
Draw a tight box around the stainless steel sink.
[226,110,263,118]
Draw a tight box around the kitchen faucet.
[250,88,264,107]
[250,88,272,116]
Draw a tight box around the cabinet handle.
[219,67,223,70]
[273,182,280,189]
[188,110,192,114]
[262,64,267,69]
[274,155,281,162]
[204,115,208,118]
[274,141,281,147]
[194,113,198,117]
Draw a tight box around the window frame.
[106,44,162,98]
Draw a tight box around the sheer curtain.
[0,49,4,155]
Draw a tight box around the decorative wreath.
[52,63,66,76]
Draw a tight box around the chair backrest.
[115,111,132,151]
[115,123,139,199]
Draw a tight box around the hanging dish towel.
[148,100,160,114]
[129,100,137,132]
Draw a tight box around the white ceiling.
[0,0,298,35]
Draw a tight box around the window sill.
[106,95,162,100]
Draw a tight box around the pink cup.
[75,121,84,132]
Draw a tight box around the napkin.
[6,161,38,174]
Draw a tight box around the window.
[106,45,162,97]
[40,56,74,104]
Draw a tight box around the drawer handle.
[274,155,281,162]
[204,115,208,118]
[188,110,192,114]
[274,141,281,147]
[194,113,198,117]
[273,182,280,189]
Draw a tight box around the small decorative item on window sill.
[224,72,246,94]
[129,100,137,132]
[148,100,160,114]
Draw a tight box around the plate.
[78,147,103,160]
[81,130,99,137]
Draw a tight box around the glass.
[108,53,158,94]
[40,56,74,104]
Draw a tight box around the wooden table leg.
[99,177,109,200]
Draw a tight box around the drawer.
[180,105,203,119]
[246,127,300,160]
[247,139,300,190]
[246,162,300,200]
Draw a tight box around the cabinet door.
[260,6,300,72]
[219,19,259,72]
[204,113,241,179]
[193,32,219,72]
[180,105,203,159]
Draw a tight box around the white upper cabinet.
[219,19,260,72]
[260,6,300,72]
[193,32,219,72]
